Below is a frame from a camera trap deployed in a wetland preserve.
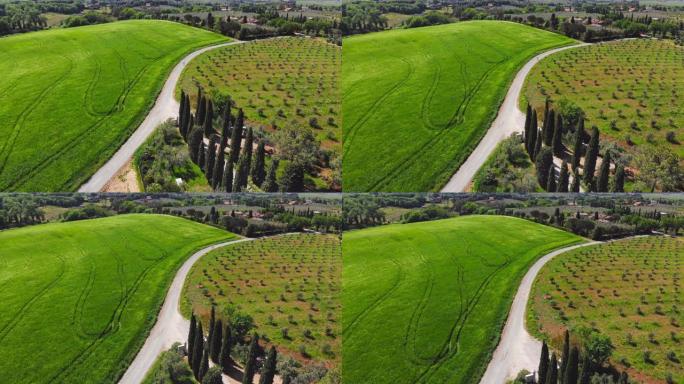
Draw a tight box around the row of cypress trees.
[178,88,278,193]
[523,102,626,193]
[187,307,278,384]
[537,330,628,384]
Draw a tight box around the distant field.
[182,233,341,364]
[0,214,234,384]
[342,21,574,191]
[343,216,583,384]
[0,20,227,191]
[523,39,684,159]
[529,236,683,383]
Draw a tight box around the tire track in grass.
[0,253,67,343]
[0,54,75,178]
[403,250,437,366]
[71,250,96,339]
[343,57,415,159]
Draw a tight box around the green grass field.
[523,39,684,159]
[0,214,235,383]
[343,215,583,384]
[182,233,341,365]
[529,236,683,383]
[342,21,574,191]
[0,20,227,191]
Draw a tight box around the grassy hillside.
[529,236,683,383]
[182,233,341,365]
[524,39,684,160]
[343,215,583,384]
[0,214,235,383]
[0,20,228,191]
[342,21,574,191]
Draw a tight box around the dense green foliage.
[0,20,227,191]
[342,21,574,191]
[343,215,583,383]
[0,214,235,383]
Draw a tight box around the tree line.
[523,101,625,193]
[186,307,278,384]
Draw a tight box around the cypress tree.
[571,117,584,169]
[233,154,249,192]
[203,366,223,384]
[244,128,254,176]
[618,372,629,384]
[536,147,553,189]
[280,161,305,192]
[179,90,186,127]
[188,126,204,163]
[183,111,193,142]
[563,347,579,384]
[258,346,277,384]
[552,114,563,157]
[613,164,625,192]
[528,110,538,158]
[262,160,279,193]
[197,95,207,126]
[571,168,580,192]
[546,166,556,192]
[579,353,591,384]
[197,143,206,171]
[534,129,543,160]
[541,101,551,145]
[199,345,209,382]
[251,141,266,187]
[544,109,555,146]
[558,161,569,192]
[597,152,611,192]
[560,330,570,380]
[212,149,225,190]
[220,324,233,374]
[208,307,215,356]
[203,100,214,137]
[196,86,203,112]
[230,109,244,164]
[192,322,204,378]
[546,352,558,384]
[583,126,600,185]
[221,100,232,146]
[222,159,234,193]
[210,319,222,363]
[205,137,217,182]
[188,313,197,363]
[524,104,532,149]
[242,334,260,384]
[539,341,549,383]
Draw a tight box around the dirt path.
[101,160,140,193]
[479,241,600,384]
[79,40,244,193]
[441,43,590,192]
[118,238,253,384]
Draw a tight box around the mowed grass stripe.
[342,21,574,191]
[343,215,583,384]
[0,20,228,191]
[0,214,235,383]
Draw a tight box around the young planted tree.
[536,147,553,189]
[220,324,233,374]
[251,141,266,187]
[613,164,625,192]
[539,341,549,383]
[258,346,277,384]
[597,152,611,192]
[583,126,600,186]
[558,161,569,192]
[230,109,245,164]
[262,160,279,192]
[242,334,260,384]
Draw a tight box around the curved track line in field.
[79,40,244,192]
[441,42,590,192]
[479,241,599,384]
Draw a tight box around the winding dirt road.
[441,43,590,192]
[79,40,244,193]
[118,237,253,384]
[479,240,600,384]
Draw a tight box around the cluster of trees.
[178,89,277,193]
[341,0,428,34]
[528,329,625,384]
[401,11,451,28]
[187,308,277,384]
[61,11,113,27]
[0,2,48,36]
[0,195,46,229]
[523,102,625,193]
